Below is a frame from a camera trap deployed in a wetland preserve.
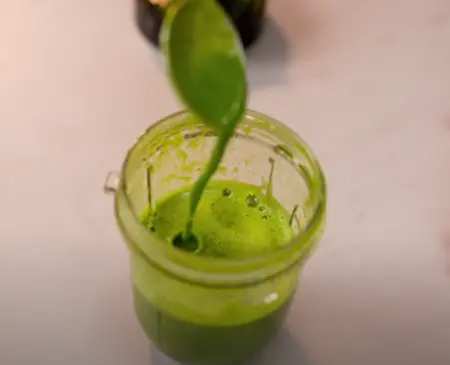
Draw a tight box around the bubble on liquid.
[262,215,268,220]
[150,226,156,232]
[222,188,232,197]
[246,194,259,207]
[259,205,267,212]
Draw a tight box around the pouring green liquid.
[161,0,247,242]
[111,2,327,363]
[130,2,298,364]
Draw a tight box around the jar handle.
[103,171,121,195]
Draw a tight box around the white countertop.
[1,0,449,364]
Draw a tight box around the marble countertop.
[1,0,449,364]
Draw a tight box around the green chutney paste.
[134,180,295,364]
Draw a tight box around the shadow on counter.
[246,16,291,90]
[149,328,314,365]
[146,15,292,91]
[247,328,314,365]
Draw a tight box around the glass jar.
[135,0,266,49]
[111,110,326,365]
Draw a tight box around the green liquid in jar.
[136,180,295,364]
[133,287,293,365]
[144,180,293,257]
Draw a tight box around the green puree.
[136,180,295,364]
[143,180,293,257]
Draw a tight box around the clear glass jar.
[135,0,266,49]
[112,110,326,365]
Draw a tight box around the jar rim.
[115,109,327,285]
